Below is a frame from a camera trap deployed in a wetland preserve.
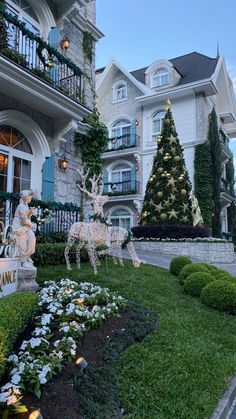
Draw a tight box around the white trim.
[106,159,133,172]
[108,205,133,228]
[28,0,56,40]
[0,110,51,198]
[112,80,128,102]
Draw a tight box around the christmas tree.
[0,1,8,51]
[140,100,192,225]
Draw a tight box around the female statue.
[11,190,36,268]
[191,193,203,227]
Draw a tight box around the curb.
[211,376,236,419]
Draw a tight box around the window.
[111,163,131,193]
[152,111,165,141]
[110,119,131,149]
[0,126,33,194]
[152,69,169,88]
[110,208,131,230]
[113,81,127,101]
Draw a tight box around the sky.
[96,0,236,159]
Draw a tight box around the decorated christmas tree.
[140,100,192,225]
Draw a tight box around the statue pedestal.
[17,266,39,292]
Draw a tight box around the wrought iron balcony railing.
[105,134,140,152]
[0,7,84,104]
[103,181,140,196]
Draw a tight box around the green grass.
[37,260,236,419]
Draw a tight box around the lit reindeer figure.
[64,167,140,274]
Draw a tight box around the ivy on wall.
[194,140,213,228]
[82,31,95,62]
[74,108,109,176]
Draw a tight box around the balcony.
[220,177,234,207]
[0,8,90,119]
[104,180,140,197]
[103,134,140,158]
[219,129,232,161]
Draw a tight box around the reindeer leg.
[117,242,124,266]
[111,241,118,265]
[87,241,98,275]
[65,236,76,271]
[126,241,140,268]
[76,243,82,270]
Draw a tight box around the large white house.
[96,52,236,232]
[0,0,102,207]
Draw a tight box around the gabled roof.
[130,52,219,86]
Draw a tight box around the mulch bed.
[12,311,131,419]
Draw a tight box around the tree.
[0,0,8,51]
[140,101,192,225]
[208,107,221,237]
[194,141,213,228]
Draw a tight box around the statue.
[11,190,36,268]
[191,193,203,227]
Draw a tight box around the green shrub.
[36,232,68,244]
[179,263,209,285]
[201,280,236,314]
[214,270,231,280]
[184,272,214,297]
[0,292,39,380]
[170,256,192,276]
[202,264,218,273]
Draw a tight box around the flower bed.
[0,279,126,416]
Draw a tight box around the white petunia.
[0,392,8,403]
[11,374,21,385]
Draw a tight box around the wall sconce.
[58,154,69,172]
[60,36,70,51]
[135,119,139,126]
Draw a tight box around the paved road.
[122,249,236,276]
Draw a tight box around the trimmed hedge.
[184,272,213,297]
[178,263,209,285]
[132,224,209,239]
[0,292,39,380]
[214,270,231,280]
[170,256,192,276]
[201,280,236,314]
[202,264,218,274]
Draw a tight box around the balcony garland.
[0,2,83,77]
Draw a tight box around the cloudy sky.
[96,0,236,158]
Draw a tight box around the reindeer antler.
[76,167,103,199]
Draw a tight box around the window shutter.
[48,28,61,82]
[131,166,136,191]
[130,120,136,146]
[42,156,54,201]
[103,168,109,193]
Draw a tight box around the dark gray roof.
[130,52,219,86]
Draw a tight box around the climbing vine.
[74,108,109,176]
[83,31,95,62]
[194,140,213,228]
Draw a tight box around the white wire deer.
[64,167,140,274]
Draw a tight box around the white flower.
[20,341,28,351]
[41,313,53,325]
[70,349,76,356]
[54,340,60,347]
[63,326,69,333]
[29,338,42,348]
[57,309,63,315]
[1,383,14,392]
[8,354,18,363]
[0,392,8,403]
[38,375,47,385]
[11,373,21,385]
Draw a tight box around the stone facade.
[134,241,235,263]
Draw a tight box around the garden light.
[29,410,43,419]
[76,356,88,370]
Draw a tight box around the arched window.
[152,111,165,141]
[152,69,169,88]
[110,119,131,149]
[6,0,40,31]
[0,125,33,193]
[110,208,132,229]
[111,163,131,193]
[113,81,127,101]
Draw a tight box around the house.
[96,52,236,232]
[0,0,103,211]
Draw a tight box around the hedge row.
[0,292,39,380]
[170,256,236,314]
[132,224,209,239]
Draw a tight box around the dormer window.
[113,81,127,102]
[152,69,169,88]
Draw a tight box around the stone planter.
[133,241,235,263]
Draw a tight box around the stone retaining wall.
[133,241,235,263]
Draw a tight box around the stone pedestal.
[17,266,39,292]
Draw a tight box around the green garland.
[83,31,95,62]
[74,108,109,176]
[194,141,213,228]
[0,3,83,76]
[0,191,80,212]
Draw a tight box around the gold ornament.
[163,156,169,162]
[182,202,189,213]
[167,177,176,187]
[168,209,179,219]
[160,213,167,221]
[171,167,178,174]
[166,173,171,178]
[161,173,166,178]
[164,199,171,207]
[154,203,163,212]
[158,147,164,155]
[157,167,164,174]
[181,215,189,223]
[157,191,163,198]
[167,134,177,145]
[166,99,171,110]
[174,156,181,162]
[181,189,187,196]
[170,193,176,202]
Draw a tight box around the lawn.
[38,260,236,419]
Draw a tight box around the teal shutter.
[103,169,109,193]
[47,28,61,82]
[42,156,54,201]
[130,120,136,146]
[131,166,136,191]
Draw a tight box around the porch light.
[60,36,70,51]
[58,154,69,172]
